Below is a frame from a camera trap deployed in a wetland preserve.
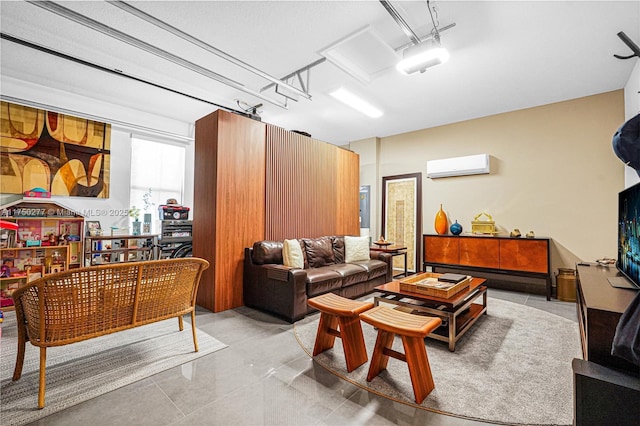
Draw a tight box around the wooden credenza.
[423,234,551,299]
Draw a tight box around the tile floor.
[30,288,578,426]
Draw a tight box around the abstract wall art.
[0,101,111,198]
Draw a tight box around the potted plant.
[129,206,140,235]
[142,189,155,233]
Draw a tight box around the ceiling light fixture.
[397,38,449,74]
[386,0,450,74]
[329,88,383,118]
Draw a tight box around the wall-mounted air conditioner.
[426,154,491,179]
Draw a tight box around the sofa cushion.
[350,259,388,279]
[344,236,370,262]
[303,237,336,268]
[252,241,283,265]
[283,239,304,269]
[326,263,369,287]
[331,236,345,263]
[305,268,342,297]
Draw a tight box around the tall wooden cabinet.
[193,110,266,313]
[193,110,360,313]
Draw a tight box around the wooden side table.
[370,244,408,278]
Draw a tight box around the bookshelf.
[84,234,159,265]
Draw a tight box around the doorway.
[381,173,422,274]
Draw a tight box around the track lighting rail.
[108,1,311,100]
[27,0,289,109]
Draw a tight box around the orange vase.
[434,204,448,235]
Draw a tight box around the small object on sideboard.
[450,220,463,235]
[526,230,535,238]
[510,228,521,237]
[471,212,497,235]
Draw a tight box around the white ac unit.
[426,154,491,179]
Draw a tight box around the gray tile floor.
[30,288,578,425]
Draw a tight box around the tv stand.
[574,264,640,425]
[576,264,638,372]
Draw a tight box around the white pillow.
[283,239,304,269]
[344,236,370,263]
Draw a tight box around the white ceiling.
[1,1,639,145]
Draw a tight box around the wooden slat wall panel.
[193,110,266,312]
[266,126,359,240]
[335,148,360,236]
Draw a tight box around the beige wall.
[351,90,625,275]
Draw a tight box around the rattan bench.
[360,305,442,404]
[307,292,374,372]
[11,257,210,409]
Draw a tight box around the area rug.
[294,297,581,426]
[0,312,227,426]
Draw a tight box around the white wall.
[1,78,197,233]
[623,59,640,188]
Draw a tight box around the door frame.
[381,172,422,274]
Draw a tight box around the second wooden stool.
[359,305,442,404]
[307,293,374,372]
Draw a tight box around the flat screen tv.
[615,181,640,289]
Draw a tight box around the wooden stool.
[359,306,442,404]
[307,293,374,372]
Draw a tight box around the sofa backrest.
[251,236,348,268]
[332,236,345,263]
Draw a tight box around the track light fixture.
[397,38,449,74]
[384,0,451,74]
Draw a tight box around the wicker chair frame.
[11,257,210,409]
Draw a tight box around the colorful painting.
[0,101,111,198]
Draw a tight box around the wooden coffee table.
[373,276,488,351]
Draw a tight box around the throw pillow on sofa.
[283,239,304,268]
[344,236,370,262]
[303,237,336,267]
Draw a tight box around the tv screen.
[617,181,640,288]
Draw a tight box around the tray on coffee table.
[399,272,471,298]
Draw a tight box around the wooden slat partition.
[265,126,359,240]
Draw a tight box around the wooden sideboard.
[423,234,551,299]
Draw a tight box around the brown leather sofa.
[243,236,393,322]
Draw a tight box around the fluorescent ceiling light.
[397,39,450,74]
[329,88,383,118]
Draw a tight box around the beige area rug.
[294,297,581,426]
[0,312,227,426]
